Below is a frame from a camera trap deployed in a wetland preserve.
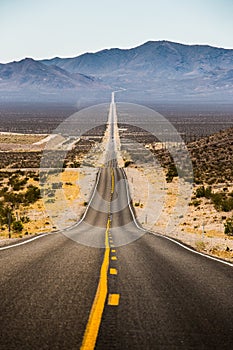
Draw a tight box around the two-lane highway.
[1,94,233,349]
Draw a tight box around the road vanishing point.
[0,94,233,350]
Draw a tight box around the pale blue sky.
[0,0,233,63]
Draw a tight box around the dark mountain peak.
[0,57,45,79]
[133,40,186,57]
[9,58,46,72]
[141,40,172,46]
[79,47,124,60]
[21,57,35,62]
[136,40,233,54]
[15,57,39,65]
[137,40,184,49]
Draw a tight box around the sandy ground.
[126,164,233,262]
[0,133,48,151]
[0,167,97,245]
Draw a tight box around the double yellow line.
[81,169,115,349]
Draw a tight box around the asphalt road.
[1,95,233,349]
[96,233,233,349]
[0,233,103,349]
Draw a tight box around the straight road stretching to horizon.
[0,94,233,350]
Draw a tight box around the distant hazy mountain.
[0,58,104,89]
[0,58,109,103]
[1,41,233,102]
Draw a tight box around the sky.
[0,0,233,63]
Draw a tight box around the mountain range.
[1,40,233,103]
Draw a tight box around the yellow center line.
[111,169,115,195]
[80,219,110,350]
[108,294,120,306]
[81,167,118,349]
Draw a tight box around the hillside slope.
[1,41,233,102]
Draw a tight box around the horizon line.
[1,39,233,64]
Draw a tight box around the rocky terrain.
[152,126,233,185]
